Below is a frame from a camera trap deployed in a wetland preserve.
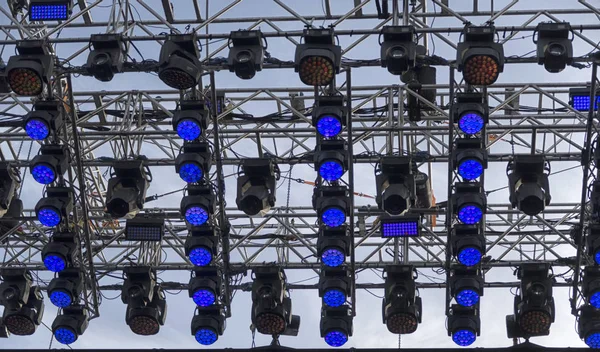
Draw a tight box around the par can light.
[295,28,341,86]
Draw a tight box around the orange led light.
[299,56,334,86]
[463,55,499,86]
[8,68,43,96]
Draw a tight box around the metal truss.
[0,0,599,343]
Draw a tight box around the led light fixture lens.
[453,329,476,346]
[321,248,344,267]
[518,310,552,335]
[319,161,344,181]
[44,254,66,272]
[30,4,69,21]
[387,312,418,334]
[195,328,218,345]
[129,315,160,335]
[463,55,499,86]
[4,314,35,335]
[382,221,419,237]
[32,164,56,184]
[321,207,346,228]
[54,327,76,345]
[179,162,203,183]
[25,118,50,140]
[324,330,348,347]
[323,289,346,307]
[8,68,43,96]
[458,204,483,225]
[255,312,286,335]
[299,56,334,86]
[458,247,482,267]
[189,246,212,267]
[572,95,600,112]
[176,120,201,141]
[159,68,196,90]
[586,332,600,349]
[50,290,72,308]
[185,206,209,226]
[590,292,600,309]
[595,250,600,265]
[192,289,215,307]
[458,113,484,135]
[38,207,61,227]
[316,115,342,138]
[456,289,479,307]
[458,159,483,180]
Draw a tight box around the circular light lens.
[390,46,407,59]
[177,119,201,141]
[32,163,56,184]
[458,113,484,135]
[547,43,565,56]
[586,332,600,349]
[25,118,50,140]
[50,289,72,308]
[236,51,252,63]
[595,250,600,265]
[38,207,61,227]
[8,68,43,96]
[316,115,342,138]
[321,207,346,228]
[159,68,196,90]
[185,206,209,226]
[322,247,344,267]
[193,289,216,307]
[44,253,66,272]
[189,246,212,266]
[453,329,476,346]
[255,312,286,335]
[323,289,346,307]
[387,312,418,334]
[179,162,203,183]
[4,314,35,335]
[54,326,77,344]
[325,330,348,347]
[463,55,500,86]
[458,247,482,267]
[456,289,480,307]
[129,315,160,335]
[590,292,600,309]
[299,56,334,86]
[458,204,483,225]
[195,328,218,345]
[518,310,552,335]
[458,159,483,180]
[319,160,344,181]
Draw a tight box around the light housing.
[105,159,150,218]
[312,95,347,138]
[228,30,264,79]
[2,286,44,336]
[451,224,486,267]
[579,305,600,349]
[0,269,33,308]
[30,144,68,185]
[454,138,487,181]
[587,224,600,265]
[583,266,600,309]
[42,231,78,273]
[452,93,488,135]
[313,185,350,228]
[0,162,20,218]
[320,305,352,347]
[48,269,83,308]
[126,286,167,336]
[181,184,215,227]
[124,214,165,241]
[507,155,551,216]
[375,156,416,216]
[569,87,600,112]
[52,305,88,345]
[86,34,126,82]
[158,34,202,90]
[29,0,72,21]
[380,26,417,75]
[175,142,212,184]
[5,40,54,96]
[317,225,350,268]
[452,182,486,225]
[23,100,63,140]
[315,139,348,182]
[534,22,573,73]
[121,266,156,306]
[448,304,480,346]
[185,226,218,267]
[189,267,221,307]
[456,25,504,86]
[172,100,208,141]
[450,267,484,307]
[319,266,351,308]
[191,305,226,346]
[35,186,73,227]
[294,28,341,86]
[380,213,421,238]
[236,158,277,216]
[382,265,421,335]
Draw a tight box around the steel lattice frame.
[0,0,599,347]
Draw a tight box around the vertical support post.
[445,66,456,316]
[345,68,356,317]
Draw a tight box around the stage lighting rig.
[583,266,600,309]
[42,231,78,273]
[251,266,300,336]
[35,186,73,227]
[380,25,417,75]
[454,138,487,181]
[0,269,44,336]
[181,184,215,227]
[29,0,72,21]
[569,87,600,112]
[192,305,226,346]
[228,30,264,79]
[121,266,156,306]
[23,100,64,141]
[380,213,421,238]
[52,305,88,345]
[506,263,555,338]
[175,142,212,184]
[507,155,551,216]
[0,162,19,218]
[318,225,350,268]
[453,182,486,225]
[158,34,202,90]
[579,305,600,349]
[5,40,54,96]
[86,34,126,82]
[456,25,504,86]
[0,269,32,308]
[450,267,484,308]
[48,268,83,308]
[312,95,347,139]
[105,159,150,219]
[313,185,350,228]
[295,28,341,86]
[320,305,352,347]
[172,100,208,141]
[453,92,488,136]
[189,267,221,307]
[124,214,164,241]
[448,304,480,346]
[122,268,167,336]
[319,266,351,308]
[315,139,348,182]
[451,224,486,267]
[30,144,68,185]
[236,158,278,216]
[382,265,422,335]
[534,22,573,73]
[185,226,218,267]
[375,156,416,216]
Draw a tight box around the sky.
[0,0,599,349]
